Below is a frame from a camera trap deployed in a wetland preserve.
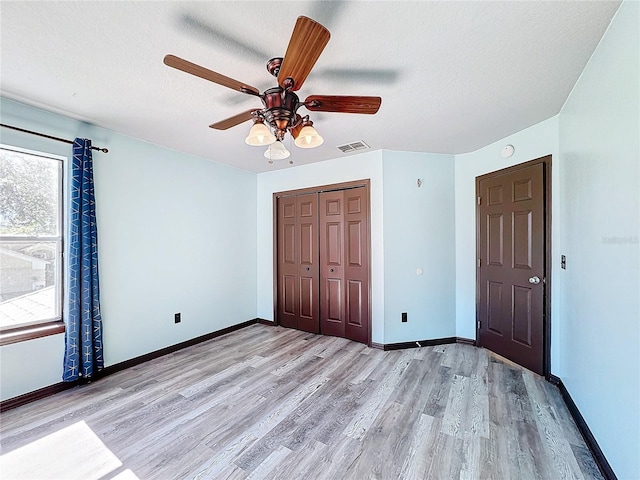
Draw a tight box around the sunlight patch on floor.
[0,420,136,480]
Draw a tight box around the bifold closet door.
[319,187,369,344]
[277,194,320,333]
[319,190,345,337]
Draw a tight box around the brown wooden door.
[276,182,370,345]
[343,187,369,344]
[318,187,370,344]
[297,194,320,333]
[477,162,545,375]
[320,190,346,337]
[277,194,320,333]
[277,196,298,329]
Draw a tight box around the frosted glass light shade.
[264,141,290,160]
[294,125,324,148]
[245,122,276,146]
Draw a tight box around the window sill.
[0,321,65,346]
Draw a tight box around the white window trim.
[0,144,66,345]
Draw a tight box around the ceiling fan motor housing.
[262,87,302,135]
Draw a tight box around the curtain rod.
[0,123,109,153]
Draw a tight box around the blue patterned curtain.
[62,138,104,382]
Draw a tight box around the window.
[0,145,64,343]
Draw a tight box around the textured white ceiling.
[0,1,621,172]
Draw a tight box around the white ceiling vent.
[337,141,370,153]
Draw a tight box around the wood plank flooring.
[0,325,603,479]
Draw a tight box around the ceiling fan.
[164,16,382,158]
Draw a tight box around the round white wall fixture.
[501,144,515,158]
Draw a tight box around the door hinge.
[477,258,481,268]
[477,196,481,205]
[477,320,481,329]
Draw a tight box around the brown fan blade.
[164,54,260,95]
[304,95,382,114]
[209,109,259,130]
[278,16,330,91]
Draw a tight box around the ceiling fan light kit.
[294,120,324,148]
[264,140,290,161]
[245,119,276,146]
[164,15,381,158]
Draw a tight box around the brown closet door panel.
[299,276,315,318]
[347,280,363,327]
[282,275,297,316]
[325,278,343,322]
[299,223,315,265]
[320,190,346,337]
[283,223,296,265]
[296,194,320,333]
[326,222,342,265]
[347,220,363,267]
[278,197,298,329]
[344,187,369,344]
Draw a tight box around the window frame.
[0,144,65,346]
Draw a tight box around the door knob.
[330,268,334,272]
[306,267,310,271]
[528,276,541,284]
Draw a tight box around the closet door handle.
[306,267,310,271]
[330,268,334,272]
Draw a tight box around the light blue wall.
[382,151,456,342]
[454,117,561,366]
[256,150,457,345]
[0,98,257,400]
[558,2,639,478]
[0,335,63,400]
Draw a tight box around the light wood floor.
[0,324,602,480]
